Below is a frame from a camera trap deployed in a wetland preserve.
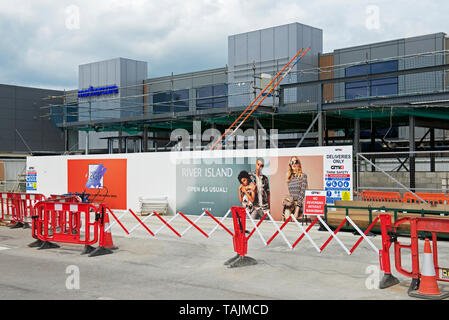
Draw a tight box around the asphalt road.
[1,216,448,300]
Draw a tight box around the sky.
[0,0,448,90]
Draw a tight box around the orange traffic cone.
[409,239,449,300]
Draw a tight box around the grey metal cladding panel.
[81,64,90,88]
[123,60,136,98]
[15,129,42,151]
[39,139,64,152]
[0,96,14,104]
[107,59,119,85]
[78,64,84,89]
[228,35,235,69]
[99,61,108,85]
[289,23,298,53]
[235,34,248,66]
[0,107,14,120]
[247,31,261,63]
[260,28,274,62]
[148,82,171,93]
[14,87,53,101]
[119,60,128,98]
[0,129,15,151]
[337,48,371,65]
[14,96,44,108]
[15,119,42,131]
[404,33,445,47]
[137,61,148,82]
[0,117,14,130]
[14,107,39,120]
[370,43,400,60]
[405,37,436,55]
[79,64,89,89]
[0,85,16,97]
[91,62,100,87]
[213,72,227,84]
[312,27,323,53]
[300,25,314,66]
[404,34,444,58]
[274,25,289,59]
[173,78,194,90]
[41,121,64,137]
[126,60,138,85]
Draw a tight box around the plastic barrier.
[29,202,128,257]
[47,194,82,203]
[0,192,16,223]
[379,214,449,299]
[125,208,233,240]
[12,193,46,228]
[114,205,380,268]
[0,192,46,228]
[402,192,448,205]
[360,190,401,202]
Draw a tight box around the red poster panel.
[303,190,326,216]
[67,159,127,210]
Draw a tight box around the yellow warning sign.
[342,191,351,201]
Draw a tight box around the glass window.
[153,90,191,113]
[346,87,369,100]
[345,60,398,100]
[371,83,398,96]
[173,89,189,112]
[196,84,227,109]
[371,77,397,86]
[212,84,227,108]
[346,80,369,89]
[197,86,214,109]
[370,60,398,74]
[345,64,369,77]
[153,91,172,113]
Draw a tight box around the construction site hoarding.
[26,145,352,220]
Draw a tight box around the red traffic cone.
[409,239,449,300]
[88,211,117,257]
[102,211,117,249]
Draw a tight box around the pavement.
[1,213,449,300]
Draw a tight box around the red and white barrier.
[99,205,379,259]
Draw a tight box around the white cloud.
[0,0,448,89]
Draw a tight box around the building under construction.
[4,22,449,193]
